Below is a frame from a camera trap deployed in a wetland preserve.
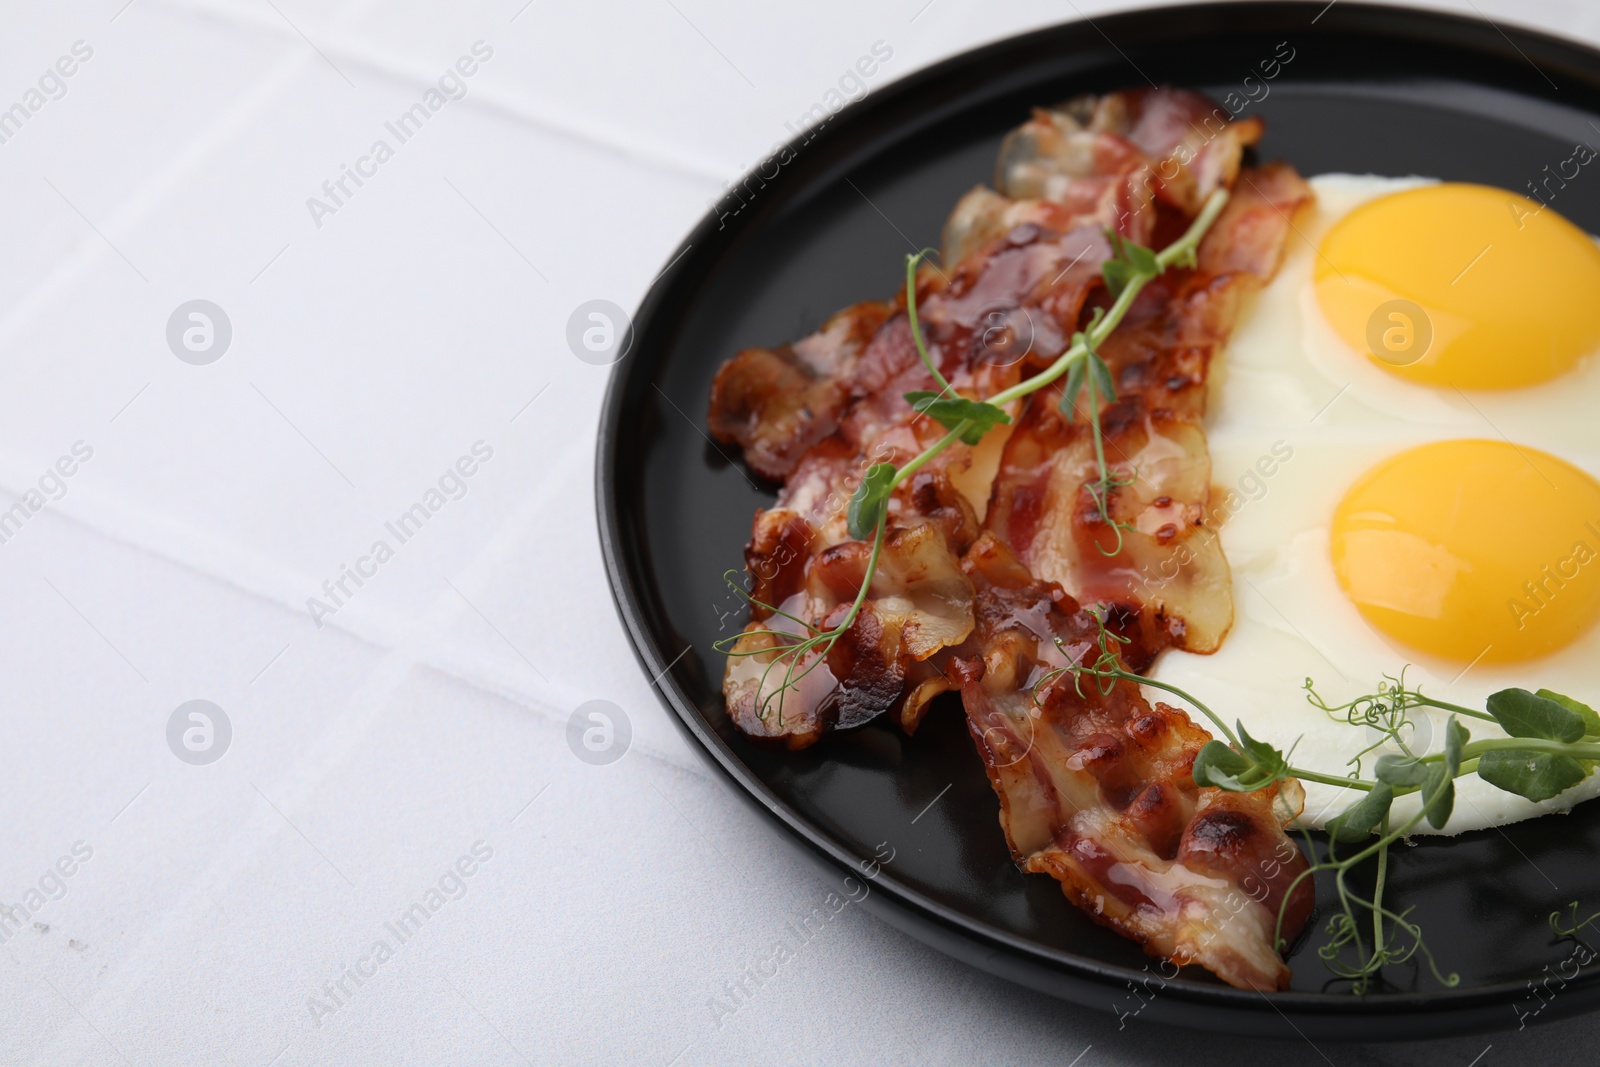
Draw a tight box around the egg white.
[1147,174,1600,834]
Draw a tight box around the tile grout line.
[142,0,732,184]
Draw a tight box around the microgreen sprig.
[1059,308,1138,555]
[1279,683,1600,991]
[1552,901,1600,940]
[1305,669,1494,779]
[1290,811,1461,994]
[905,248,952,396]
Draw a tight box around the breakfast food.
[710,88,1317,987]
[1312,180,1600,389]
[1149,173,1600,833]
[983,161,1311,660]
[957,532,1313,990]
[706,89,1600,990]
[710,90,1300,742]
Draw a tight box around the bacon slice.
[953,534,1314,990]
[724,483,978,748]
[707,88,1317,988]
[995,88,1263,219]
[712,202,1125,745]
[984,162,1312,661]
[712,87,1239,490]
[709,302,894,481]
[710,87,1249,744]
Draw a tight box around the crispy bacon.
[723,501,976,748]
[712,181,1134,745]
[709,87,1232,743]
[984,162,1312,660]
[707,88,1317,988]
[709,302,894,481]
[953,534,1314,990]
[994,88,1263,222]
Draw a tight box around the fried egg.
[1148,174,1600,834]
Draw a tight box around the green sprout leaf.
[1191,740,1254,791]
[1087,350,1117,402]
[1444,715,1468,775]
[1537,689,1600,738]
[847,463,895,541]
[903,392,1010,445]
[1421,763,1455,830]
[1192,724,1287,792]
[1100,259,1135,300]
[1477,750,1589,803]
[1059,358,1087,420]
[1326,783,1395,843]
[1122,239,1159,276]
[1374,753,1430,788]
[1057,351,1117,422]
[1101,233,1161,298]
[1487,688,1586,743]
[1237,723,1288,775]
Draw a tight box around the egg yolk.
[1314,183,1600,389]
[1331,440,1600,664]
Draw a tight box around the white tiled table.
[2,1,1598,1063]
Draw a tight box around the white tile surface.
[1,0,1598,1063]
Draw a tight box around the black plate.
[597,1,1600,1040]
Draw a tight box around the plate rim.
[595,0,1600,1036]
